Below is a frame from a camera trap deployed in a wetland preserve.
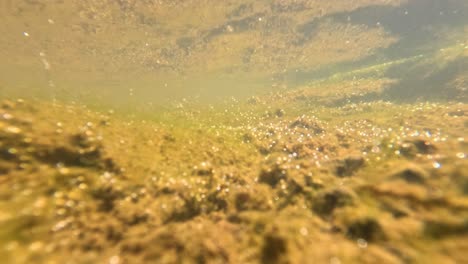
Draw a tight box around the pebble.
[52,219,70,232]
[2,113,13,120]
[5,126,22,134]
[5,241,19,251]
[330,257,341,264]
[109,255,120,264]
[58,167,70,175]
[29,241,44,252]
[34,197,47,209]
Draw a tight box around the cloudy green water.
[0,0,466,107]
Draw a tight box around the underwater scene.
[0,0,467,263]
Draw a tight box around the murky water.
[0,1,467,263]
[1,0,466,104]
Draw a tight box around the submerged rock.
[275,109,285,117]
[247,97,259,105]
[259,165,288,188]
[389,164,429,184]
[448,110,465,117]
[1,100,16,109]
[261,232,288,264]
[193,162,214,176]
[313,188,356,217]
[424,219,468,239]
[347,217,386,242]
[334,156,365,177]
[91,186,123,212]
[233,190,270,212]
[399,139,437,157]
[289,117,324,134]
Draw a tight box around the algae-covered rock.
[290,116,324,134]
[261,232,289,264]
[399,139,437,158]
[313,188,357,217]
[259,164,288,188]
[347,217,387,242]
[233,188,271,212]
[424,219,468,239]
[193,162,214,177]
[389,164,429,184]
[334,156,365,177]
[90,185,123,212]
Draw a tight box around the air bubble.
[357,238,368,248]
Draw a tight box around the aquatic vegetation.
[0,96,466,263]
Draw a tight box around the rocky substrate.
[0,98,467,264]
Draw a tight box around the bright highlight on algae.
[0,1,467,263]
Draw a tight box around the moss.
[334,156,366,177]
[346,217,387,242]
[312,188,356,217]
[261,232,288,264]
[424,220,468,239]
[0,88,467,263]
[389,164,429,184]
